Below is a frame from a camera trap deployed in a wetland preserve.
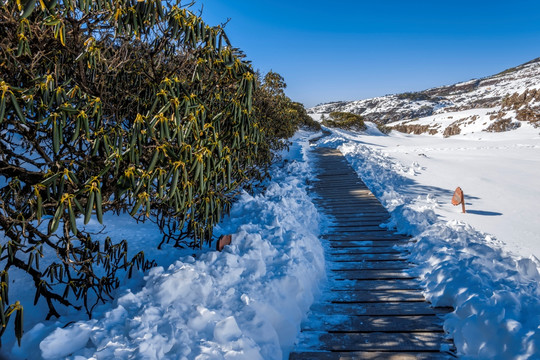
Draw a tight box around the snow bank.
[8,131,325,360]
[320,129,540,359]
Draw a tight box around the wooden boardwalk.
[289,147,454,360]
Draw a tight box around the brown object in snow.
[451,187,466,213]
[216,234,232,251]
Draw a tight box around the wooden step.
[294,331,450,352]
[301,314,444,332]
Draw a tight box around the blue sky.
[196,1,540,107]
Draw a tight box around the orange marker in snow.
[216,234,232,251]
[452,187,466,213]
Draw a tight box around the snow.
[2,131,326,360]
[317,122,540,358]
[325,123,540,259]
[3,105,540,359]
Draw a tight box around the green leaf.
[84,191,94,225]
[148,150,159,173]
[41,172,60,186]
[227,159,231,187]
[72,197,83,213]
[33,285,40,306]
[129,198,142,217]
[71,118,80,142]
[9,93,26,124]
[27,253,34,271]
[68,202,77,235]
[15,306,23,346]
[95,190,103,224]
[91,137,100,156]
[0,298,5,326]
[52,120,60,154]
[36,194,43,221]
[50,202,64,233]
[0,95,6,125]
[169,170,179,200]
[20,0,37,19]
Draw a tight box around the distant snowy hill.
[309,57,540,136]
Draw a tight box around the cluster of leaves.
[252,71,320,158]
[0,0,282,345]
[321,111,366,131]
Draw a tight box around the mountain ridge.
[309,57,540,136]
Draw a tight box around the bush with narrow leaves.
[0,0,275,345]
[322,111,366,131]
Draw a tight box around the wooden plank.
[301,315,444,332]
[326,216,390,221]
[329,243,401,249]
[329,248,403,255]
[320,207,387,212]
[319,201,385,207]
[315,195,379,200]
[315,196,378,201]
[315,189,369,193]
[330,221,388,227]
[294,332,448,352]
[329,212,390,217]
[324,210,389,215]
[330,260,409,271]
[329,220,386,225]
[318,201,382,205]
[326,225,387,232]
[330,255,405,262]
[316,188,371,192]
[328,240,410,247]
[329,257,409,264]
[322,211,390,216]
[322,234,409,241]
[326,228,399,233]
[330,253,408,262]
[331,270,415,281]
[316,174,358,178]
[308,302,451,316]
[289,351,454,360]
[323,210,387,215]
[329,251,407,258]
[323,232,407,238]
[317,199,377,203]
[324,231,404,237]
[328,279,422,291]
[315,194,379,199]
[330,254,406,262]
[324,290,425,303]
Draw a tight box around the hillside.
[309,58,540,136]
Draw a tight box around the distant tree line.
[321,111,366,131]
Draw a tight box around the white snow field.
[1,131,326,360]
[2,119,540,359]
[317,121,540,359]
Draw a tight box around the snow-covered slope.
[310,57,540,136]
